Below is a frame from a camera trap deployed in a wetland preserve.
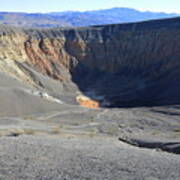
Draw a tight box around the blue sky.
[0,0,180,13]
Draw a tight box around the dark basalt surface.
[119,137,180,154]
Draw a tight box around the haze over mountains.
[0,7,179,28]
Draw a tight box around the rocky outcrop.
[0,17,180,107]
[119,137,180,154]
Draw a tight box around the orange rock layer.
[76,96,100,109]
[78,99,100,109]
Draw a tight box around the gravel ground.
[0,135,180,180]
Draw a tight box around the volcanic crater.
[12,17,180,108]
[0,17,180,180]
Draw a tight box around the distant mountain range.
[0,7,179,28]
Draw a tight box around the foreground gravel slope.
[0,135,180,180]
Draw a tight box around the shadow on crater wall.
[62,18,180,108]
[70,61,180,108]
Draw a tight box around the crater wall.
[0,18,180,107]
